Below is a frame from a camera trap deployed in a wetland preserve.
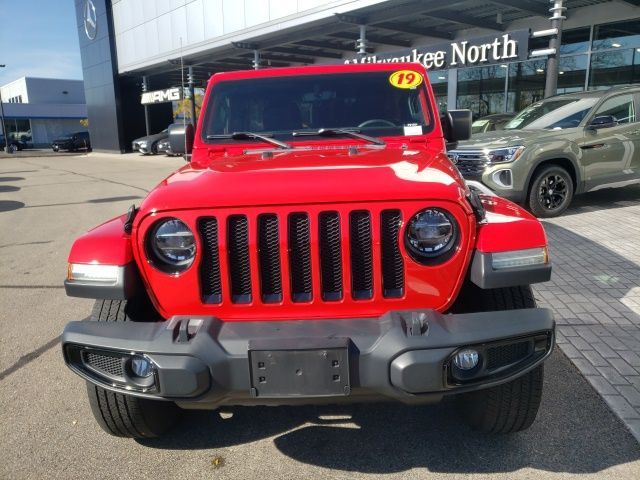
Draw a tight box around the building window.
[592,19,640,51]
[427,70,448,113]
[456,65,507,119]
[560,28,591,55]
[506,59,547,113]
[589,48,640,89]
[558,55,588,93]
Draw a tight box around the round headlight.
[148,218,195,272]
[405,208,458,264]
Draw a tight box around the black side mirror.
[589,115,617,130]
[168,123,194,156]
[442,110,472,144]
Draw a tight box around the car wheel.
[52,145,59,152]
[85,298,181,438]
[7,143,17,154]
[151,142,158,155]
[527,165,574,218]
[454,285,545,434]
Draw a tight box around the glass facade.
[427,70,448,113]
[450,19,640,117]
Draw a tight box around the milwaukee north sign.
[345,30,529,70]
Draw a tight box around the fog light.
[453,349,479,370]
[130,355,154,378]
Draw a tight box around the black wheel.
[85,298,181,438]
[454,285,545,434]
[528,165,573,218]
[52,145,59,152]
[7,143,17,153]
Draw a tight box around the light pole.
[0,64,8,153]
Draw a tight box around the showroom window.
[557,55,588,93]
[561,28,591,55]
[589,48,640,88]
[506,59,546,114]
[592,20,640,51]
[457,65,507,119]
[427,70,448,113]
[593,94,636,124]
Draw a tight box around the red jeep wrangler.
[62,63,554,438]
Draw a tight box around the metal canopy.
[137,0,613,89]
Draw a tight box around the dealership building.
[0,77,88,148]
[73,0,640,152]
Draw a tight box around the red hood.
[138,145,468,216]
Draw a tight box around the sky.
[0,0,83,85]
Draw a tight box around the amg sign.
[345,30,529,70]
[141,87,183,105]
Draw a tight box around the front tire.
[528,165,573,218]
[454,285,545,433]
[85,299,181,438]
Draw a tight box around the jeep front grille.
[197,209,404,305]
[447,150,490,176]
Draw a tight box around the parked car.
[51,131,91,152]
[62,63,554,439]
[448,85,640,217]
[132,129,168,154]
[156,138,179,156]
[0,134,27,153]
[471,113,515,134]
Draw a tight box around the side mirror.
[168,123,194,156]
[589,115,617,130]
[442,110,472,144]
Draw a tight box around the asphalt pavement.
[0,153,638,480]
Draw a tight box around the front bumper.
[62,308,554,408]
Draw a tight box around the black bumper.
[62,309,554,408]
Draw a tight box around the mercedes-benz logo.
[84,0,97,40]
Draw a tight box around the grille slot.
[288,213,313,302]
[83,351,124,378]
[349,211,373,300]
[486,341,530,370]
[227,215,252,304]
[258,214,282,303]
[198,217,223,304]
[319,212,343,301]
[380,210,404,298]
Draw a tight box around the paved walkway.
[534,185,640,442]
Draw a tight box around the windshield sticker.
[389,70,423,89]
[403,125,423,136]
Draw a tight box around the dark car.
[0,134,27,153]
[52,131,91,152]
[156,138,179,156]
[132,129,168,154]
[471,113,516,134]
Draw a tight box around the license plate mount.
[248,337,350,398]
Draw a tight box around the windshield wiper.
[292,128,385,146]
[207,132,292,149]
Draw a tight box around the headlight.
[486,146,524,164]
[405,208,458,264]
[138,141,148,147]
[147,218,195,272]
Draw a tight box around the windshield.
[504,97,598,130]
[203,71,432,142]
